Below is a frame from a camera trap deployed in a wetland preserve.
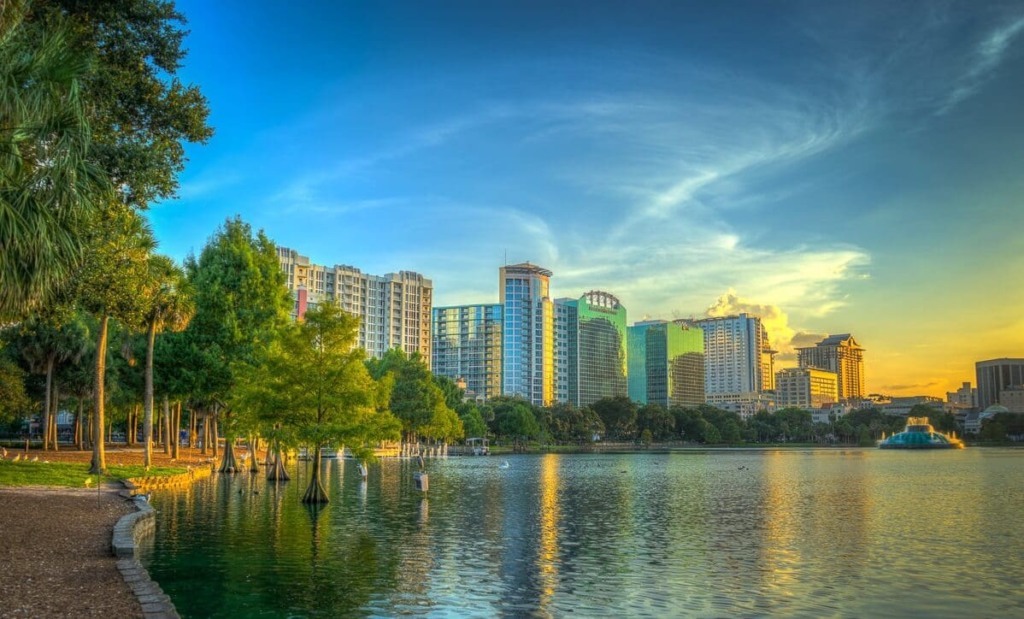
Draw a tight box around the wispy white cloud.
[938,16,1024,115]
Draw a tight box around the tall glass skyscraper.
[645,320,705,408]
[432,304,503,402]
[500,263,555,406]
[627,321,666,404]
[555,291,628,407]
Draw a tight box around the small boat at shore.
[878,417,964,449]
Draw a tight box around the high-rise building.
[553,298,578,405]
[500,263,555,406]
[796,334,865,402]
[645,320,705,408]
[975,358,1024,411]
[775,367,839,410]
[432,304,503,402]
[277,247,433,363]
[694,313,775,415]
[627,321,667,404]
[555,291,628,407]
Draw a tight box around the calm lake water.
[141,449,1024,618]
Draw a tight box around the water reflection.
[143,450,1024,618]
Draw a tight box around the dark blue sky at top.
[155,1,1024,391]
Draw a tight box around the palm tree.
[12,314,90,450]
[141,256,194,468]
[0,2,108,318]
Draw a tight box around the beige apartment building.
[796,334,865,401]
[277,247,432,363]
[775,367,839,410]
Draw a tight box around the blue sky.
[151,1,1024,396]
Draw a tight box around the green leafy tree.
[0,345,31,427]
[0,2,108,317]
[30,0,213,207]
[183,217,291,473]
[140,255,193,468]
[367,349,462,446]
[233,302,400,503]
[456,401,488,439]
[591,396,637,440]
[488,396,541,452]
[77,205,154,474]
[636,403,675,442]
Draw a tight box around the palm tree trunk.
[89,315,109,475]
[172,401,181,460]
[211,412,219,457]
[42,356,54,450]
[163,396,171,455]
[50,380,60,451]
[143,319,156,468]
[201,413,209,455]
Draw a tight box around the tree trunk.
[211,413,219,457]
[74,399,83,450]
[42,356,54,450]
[50,380,60,451]
[188,408,196,449]
[172,401,181,460]
[163,396,172,455]
[266,441,291,482]
[143,319,157,469]
[201,413,209,455]
[301,443,328,503]
[249,436,260,473]
[89,315,109,475]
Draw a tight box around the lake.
[141,449,1024,617]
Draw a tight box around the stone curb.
[112,485,181,619]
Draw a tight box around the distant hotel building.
[555,291,628,407]
[975,358,1024,411]
[694,314,775,416]
[500,263,555,406]
[277,247,432,363]
[796,334,865,401]
[643,320,705,408]
[432,304,503,402]
[775,367,838,410]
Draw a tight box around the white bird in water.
[499,460,510,469]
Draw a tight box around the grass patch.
[0,460,187,488]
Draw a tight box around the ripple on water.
[142,450,1024,617]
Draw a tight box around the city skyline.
[149,1,1024,397]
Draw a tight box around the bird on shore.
[12,454,20,462]
[1,447,7,458]
[30,456,38,462]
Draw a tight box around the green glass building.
[627,321,666,404]
[557,291,628,407]
[644,320,705,408]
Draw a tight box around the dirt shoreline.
[0,446,232,618]
[0,486,143,618]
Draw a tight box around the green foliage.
[487,396,541,449]
[32,0,213,206]
[183,217,290,405]
[636,403,675,441]
[0,353,31,424]
[0,3,108,317]
[366,349,463,442]
[456,402,488,439]
[232,302,400,459]
[591,396,637,440]
[540,403,605,444]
